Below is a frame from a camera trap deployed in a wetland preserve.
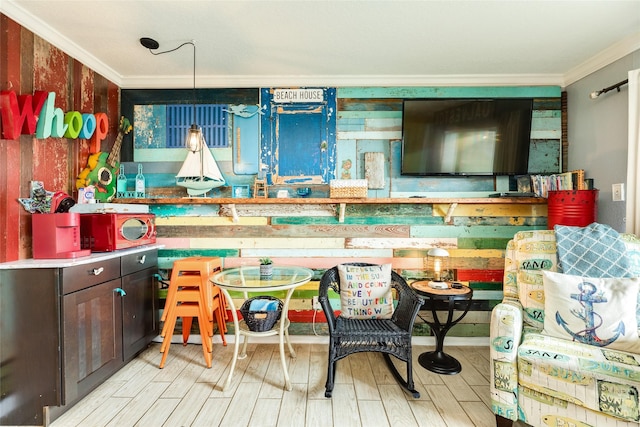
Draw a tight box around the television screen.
[401,98,534,176]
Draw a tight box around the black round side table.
[411,280,473,375]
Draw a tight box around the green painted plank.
[453,218,547,228]
[343,203,432,217]
[456,237,514,250]
[411,225,541,238]
[337,86,561,99]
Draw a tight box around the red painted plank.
[456,269,504,282]
[0,16,24,262]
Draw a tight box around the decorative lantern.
[425,248,450,289]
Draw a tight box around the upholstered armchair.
[490,227,640,427]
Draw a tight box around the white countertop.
[0,244,164,269]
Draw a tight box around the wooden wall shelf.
[115,197,545,205]
[115,197,546,223]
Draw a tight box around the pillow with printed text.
[338,264,394,319]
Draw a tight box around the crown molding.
[120,74,565,89]
[1,1,123,85]
[3,1,637,91]
[563,32,640,87]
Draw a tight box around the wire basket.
[239,296,283,332]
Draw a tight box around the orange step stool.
[160,257,226,368]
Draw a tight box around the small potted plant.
[259,257,273,277]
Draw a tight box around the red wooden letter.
[0,90,47,139]
[89,112,108,152]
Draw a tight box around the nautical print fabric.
[542,271,640,353]
[337,264,394,319]
[489,302,522,420]
[511,230,558,330]
[490,230,640,426]
[555,222,634,278]
[518,332,640,423]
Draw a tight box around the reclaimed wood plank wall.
[1,15,561,339]
[156,86,560,338]
[0,15,119,262]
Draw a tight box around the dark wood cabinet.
[121,250,158,361]
[0,246,159,426]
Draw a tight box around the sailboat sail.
[176,146,225,196]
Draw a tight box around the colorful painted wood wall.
[0,14,119,262]
[152,86,559,338]
[1,14,560,339]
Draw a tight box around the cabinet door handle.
[92,267,104,276]
[138,255,146,264]
[114,287,127,296]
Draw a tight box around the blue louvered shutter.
[166,104,228,148]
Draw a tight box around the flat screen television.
[401,98,534,176]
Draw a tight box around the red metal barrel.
[547,189,599,229]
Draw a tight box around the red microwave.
[80,213,156,252]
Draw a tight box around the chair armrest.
[391,273,425,332]
[489,301,523,421]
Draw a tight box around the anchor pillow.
[542,271,640,353]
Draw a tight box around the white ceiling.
[3,0,640,89]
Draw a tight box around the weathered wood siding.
[155,198,548,337]
[150,88,559,338]
[0,14,119,262]
[1,15,560,339]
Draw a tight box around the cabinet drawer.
[121,249,158,276]
[61,258,121,294]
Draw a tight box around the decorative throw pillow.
[542,270,640,353]
[338,264,394,319]
[555,223,634,278]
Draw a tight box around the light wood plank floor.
[50,341,500,427]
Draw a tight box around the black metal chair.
[318,263,424,398]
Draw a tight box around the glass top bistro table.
[211,266,313,391]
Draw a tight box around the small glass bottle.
[135,164,145,198]
[117,165,127,198]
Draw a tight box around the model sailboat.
[176,144,225,196]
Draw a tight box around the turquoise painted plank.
[337,122,366,132]
[150,204,222,217]
[337,118,365,126]
[529,140,561,173]
[364,118,402,132]
[336,139,357,180]
[532,110,561,119]
[337,86,561,99]
[338,111,402,119]
[159,248,238,258]
[531,116,561,132]
[271,215,442,225]
[232,106,261,174]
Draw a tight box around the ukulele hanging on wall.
[76,116,132,202]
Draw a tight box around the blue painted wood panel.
[232,105,261,175]
[261,88,337,184]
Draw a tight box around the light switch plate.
[612,183,625,201]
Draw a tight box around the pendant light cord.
[144,40,197,124]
